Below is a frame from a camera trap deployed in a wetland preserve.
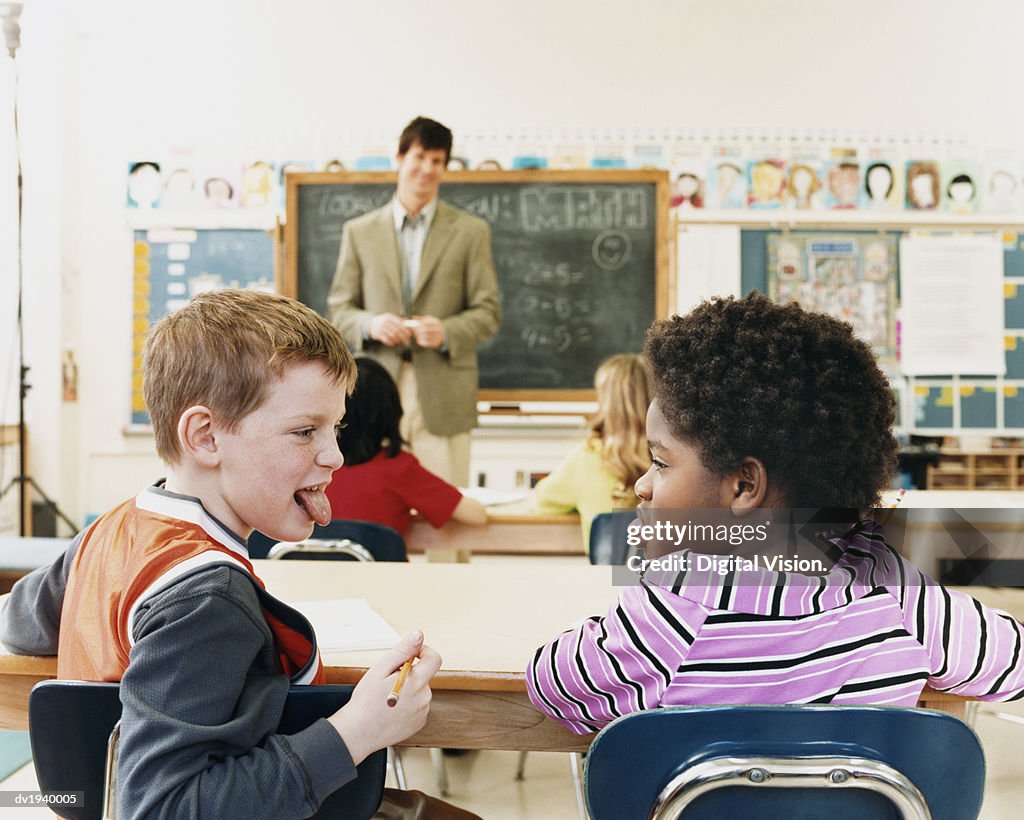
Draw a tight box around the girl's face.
[633,400,733,557]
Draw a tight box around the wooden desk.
[406,502,582,557]
[0,562,615,750]
[1,566,1021,745]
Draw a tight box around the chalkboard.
[283,170,669,399]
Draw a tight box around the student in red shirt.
[326,357,486,535]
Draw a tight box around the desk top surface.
[1,559,1022,692]
[0,560,620,688]
[258,560,617,684]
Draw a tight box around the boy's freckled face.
[211,360,347,542]
[633,400,730,558]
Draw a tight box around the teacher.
[327,117,501,486]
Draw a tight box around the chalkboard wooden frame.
[283,169,670,401]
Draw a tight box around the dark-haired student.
[325,357,485,537]
[527,292,1024,734]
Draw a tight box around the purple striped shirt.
[526,521,1024,734]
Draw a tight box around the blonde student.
[0,290,476,820]
[532,353,651,549]
[527,293,1024,734]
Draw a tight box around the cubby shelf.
[926,449,1024,490]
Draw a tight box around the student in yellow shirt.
[532,354,651,550]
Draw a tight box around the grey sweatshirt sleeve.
[117,567,356,820]
[0,535,81,654]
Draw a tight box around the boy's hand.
[328,630,441,765]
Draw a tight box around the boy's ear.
[177,405,220,467]
[724,456,769,515]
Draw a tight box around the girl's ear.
[177,405,220,468]
[723,456,770,515]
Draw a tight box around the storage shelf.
[926,449,1024,490]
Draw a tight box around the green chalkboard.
[284,170,669,399]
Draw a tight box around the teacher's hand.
[368,313,413,347]
[410,315,446,349]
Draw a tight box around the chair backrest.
[584,705,985,820]
[269,538,375,561]
[29,680,387,820]
[250,519,407,562]
[588,510,634,565]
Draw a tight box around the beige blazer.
[327,201,502,436]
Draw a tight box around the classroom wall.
[2,0,1023,527]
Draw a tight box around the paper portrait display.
[942,161,981,214]
[670,151,706,210]
[590,131,629,169]
[511,153,549,170]
[509,130,550,171]
[767,232,898,359]
[706,155,747,209]
[746,158,786,209]
[549,141,588,169]
[161,164,199,210]
[984,164,1023,212]
[590,146,628,168]
[822,158,863,209]
[126,161,163,209]
[274,160,315,207]
[630,140,667,170]
[785,161,824,210]
[196,163,242,210]
[862,156,902,211]
[905,159,942,210]
[239,161,275,209]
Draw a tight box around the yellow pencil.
[888,489,907,508]
[387,659,414,707]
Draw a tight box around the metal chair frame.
[268,538,375,561]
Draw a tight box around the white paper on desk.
[291,598,400,652]
[459,487,530,507]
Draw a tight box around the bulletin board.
[766,232,898,359]
[742,228,1024,433]
[131,229,275,425]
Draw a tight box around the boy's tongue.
[295,488,332,526]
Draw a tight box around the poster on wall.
[899,234,1004,376]
[131,229,276,425]
[767,232,898,359]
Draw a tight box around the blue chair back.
[29,680,387,820]
[588,510,634,565]
[584,705,985,820]
[249,519,407,562]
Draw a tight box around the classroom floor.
[4,699,1022,818]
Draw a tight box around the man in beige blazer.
[327,117,501,486]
